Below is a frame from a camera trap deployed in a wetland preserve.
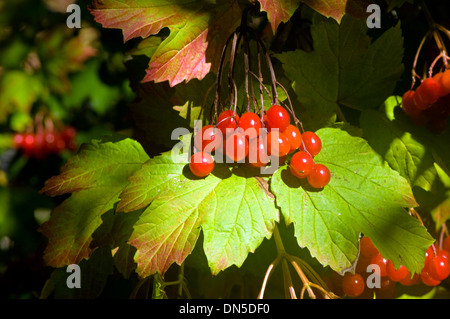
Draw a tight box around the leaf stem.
[257,258,279,299]
[288,258,315,298]
[281,258,297,298]
[439,224,448,250]
[411,30,430,86]
[213,30,238,119]
[273,225,286,253]
[275,80,305,132]
[411,1,450,80]
[259,225,338,299]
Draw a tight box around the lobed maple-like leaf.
[361,97,438,193]
[40,138,149,196]
[39,138,149,267]
[257,0,370,33]
[271,127,434,274]
[301,0,370,22]
[276,13,404,130]
[258,0,300,33]
[361,96,450,230]
[89,0,241,86]
[119,150,279,277]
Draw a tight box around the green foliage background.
[0,0,449,299]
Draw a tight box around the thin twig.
[257,260,278,299]
[214,31,238,118]
[411,30,431,87]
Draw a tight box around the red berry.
[22,133,36,157]
[420,268,441,286]
[217,110,239,136]
[370,253,388,277]
[266,131,290,158]
[355,254,372,274]
[443,236,450,253]
[194,125,222,153]
[289,151,314,178]
[437,69,450,95]
[67,140,78,152]
[307,164,331,188]
[13,133,25,148]
[424,246,434,269]
[360,236,379,258]
[262,111,270,130]
[428,252,450,281]
[225,130,249,162]
[53,134,66,153]
[266,105,290,131]
[399,271,420,286]
[301,131,322,157]
[412,89,430,110]
[416,78,442,105]
[341,273,365,297]
[402,90,421,116]
[375,277,396,299]
[282,124,302,153]
[432,72,447,97]
[437,247,450,260]
[386,260,409,282]
[189,151,214,177]
[60,126,77,143]
[44,131,65,154]
[248,137,270,167]
[238,112,262,140]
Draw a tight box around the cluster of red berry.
[13,126,77,159]
[189,104,331,188]
[334,236,450,298]
[402,69,450,134]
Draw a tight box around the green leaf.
[62,59,121,115]
[127,35,163,58]
[113,243,137,279]
[301,0,347,22]
[258,0,300,33]
[119,150,279,277]
[48,246,114,299]
[257,0,369,33]
[397,286,450,299]
[361,96,438,192]
[361,96,450,229]
[270,127,433,274]
[0,71,42,123]
[276,14,404,130]
[89,0,241,86]
[39,138,149,267]
[117,152,186,213]
[302,0,370,22]
[40,137,149,196]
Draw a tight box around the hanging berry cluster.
[332,234,450,299]
[402,69,450,134]
[401,20,450,134]
[12,114,77,159]
[188,15,330,189]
